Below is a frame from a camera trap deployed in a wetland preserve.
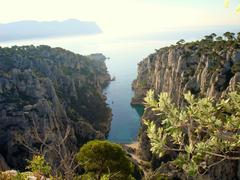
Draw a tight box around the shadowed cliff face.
[0,45,111,170]
[132,39,240,179]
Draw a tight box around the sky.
[0,0,240,36]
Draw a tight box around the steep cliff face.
[132,38,240,178]
[132,46,240,105]
[0,45,111,170]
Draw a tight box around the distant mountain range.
[0,19,102,41]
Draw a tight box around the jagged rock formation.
[0,45,111,171]
[132,36,240,179]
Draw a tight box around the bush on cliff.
[26,155,51,177]
[76,140,135,180]
[144,88,240,177]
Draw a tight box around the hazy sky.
[1,0,240,35]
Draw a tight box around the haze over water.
[0,33,174,143]
[1,26,240,143]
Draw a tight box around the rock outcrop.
[0,154,9,171]
[132,38,240,179]
[132,47,240,105]
[0,45,111,171]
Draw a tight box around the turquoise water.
[100,44,168,143]
[0,34,162,144]
[2,27,236,143]
[104,54,145,143]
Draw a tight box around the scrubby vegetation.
[1,32,240,179]
[177,32,240,61]
[159,31,240,80]
[0,45,112,178]
[26,155,51,177]
[144,87,240,177]
[0,141,137,180]
[77,140,135,180]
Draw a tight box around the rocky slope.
[132,35,240,179]
[0,45,111,171]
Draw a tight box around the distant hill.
[0,19,102,41]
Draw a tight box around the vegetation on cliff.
[132,32,240,179]
[132,32,240,105]
[77,140,135,180]
[0,140,141,180]
[144,88,240,178]
[0,45,111,176]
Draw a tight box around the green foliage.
[144,89,240,177]
[76,140,135,180]
[204,33,216,42]
[100,174,110,180]
[77,173,113,180]
[176,39,185,45]
[172,31,239,62]
[12,172,29,180]
[237,32,240,42]
[216,36,223,41]
[26,155,51,176]
[223,32,235,41]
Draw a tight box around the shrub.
[26,155,51,177]
[144,89,240,177]
[76,140,135,180]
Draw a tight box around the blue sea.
[1,26,239,143]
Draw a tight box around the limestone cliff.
[0,45,111,171]
[132,36,240,179]
[132,46,240,105]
